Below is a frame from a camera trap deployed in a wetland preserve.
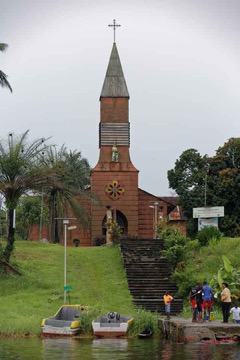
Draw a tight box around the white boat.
[92,312,133,337]
[41,304,87,336]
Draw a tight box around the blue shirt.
[203,285,212,301]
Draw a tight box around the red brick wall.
[91,171,139,243]
[101,98,128,123]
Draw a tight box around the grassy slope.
[186,237,240,281]
[0,241,136,335]
[178,237,240,318]
[2,237,237,335]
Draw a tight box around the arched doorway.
[102,210,128,236]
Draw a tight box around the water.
[0,338,240,360]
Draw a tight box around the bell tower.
[91,37,139,243]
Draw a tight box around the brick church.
[31,40,187,245]
[64,41,187,246]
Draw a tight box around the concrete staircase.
[120,238,183,315]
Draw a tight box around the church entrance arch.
[102,210,128,236]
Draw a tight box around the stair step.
[120,238,183,314]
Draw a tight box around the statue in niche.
[112,143,119,162]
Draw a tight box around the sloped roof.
[159,196,180,206]
[100,43,130,99]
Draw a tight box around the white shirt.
[230,307,240,320]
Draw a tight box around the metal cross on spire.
[108,19,121,44]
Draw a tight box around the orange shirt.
[164,294,173,305]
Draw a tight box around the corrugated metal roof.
[100,43,130,99]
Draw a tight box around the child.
[163,291,174,319]
[230,304,240,323]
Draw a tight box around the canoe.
[138,328,153,339]
[92,312,133,337]
[41,304,87,336]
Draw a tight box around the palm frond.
[0,43,8,52]
[0,70,12,92]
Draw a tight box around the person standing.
[202,281,213,321]
[189,284,199,322]
[163,291,174,319]
[230,304,240,323]
[221,282,231,323]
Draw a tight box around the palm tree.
[0,43,12,92]
[0,131,51,263]
[41,146,98,243]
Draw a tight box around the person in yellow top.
[221,282,231,323]
[163,291,174,319]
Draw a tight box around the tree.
[0,131,51,263]
[168,149,208,218]
[208,138,240,236]
[40,145,97,243]
[168,139,240,237]
[0,43,12,92]
[16,196,48,240]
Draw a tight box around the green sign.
[64,285,72,291]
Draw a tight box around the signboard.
[68,226,77,230]
[193,206,224,218]
[64,285,72,291]
[198,218,218,231]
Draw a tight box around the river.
[1,338,240,360]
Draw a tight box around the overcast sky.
[1,0,240,196]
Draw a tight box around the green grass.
[0,241,160,337]
[185,237,240,282]
[177,237,240,320]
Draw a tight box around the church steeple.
[92,34,138,172]
[90,28,139,244]
[100,43,130,99]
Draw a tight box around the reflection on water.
[0,337,240,360]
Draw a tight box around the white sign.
[67,226,77,230]
[193,206,224,218]
[198,218,218,230]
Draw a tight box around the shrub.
[160,226,192,268]
[219,215,240,237]
[197,226,222,246]
[94,236,106,246]
[111,221,122,244]
[73,238,80,247]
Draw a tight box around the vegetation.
[172,236,240,310]
[0,43,12,92]
[16,196,49,240]
[0,131,52,262]
[0,240,159,337]
[158,225,192,268]
[168,138,240,237]
[40,145,97,243]
[0,132,99,268]
[196,226,222,247]
[111,221,122,244]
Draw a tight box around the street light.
[39,191,44,241]
[55,218,76,304]
[149,202,158,239]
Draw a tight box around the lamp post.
[55,217,76,304]
[63,220,69,303]
[149,202,158,239]
[39,191,44,241]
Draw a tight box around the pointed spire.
[100,43,130,99]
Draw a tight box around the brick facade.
[29,43,187,245]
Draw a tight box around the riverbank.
[0,241,159,337]
[159,317,240,343]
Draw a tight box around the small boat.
[92,311,133,337]
[41,304,87,336]
[138,327,153,339]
